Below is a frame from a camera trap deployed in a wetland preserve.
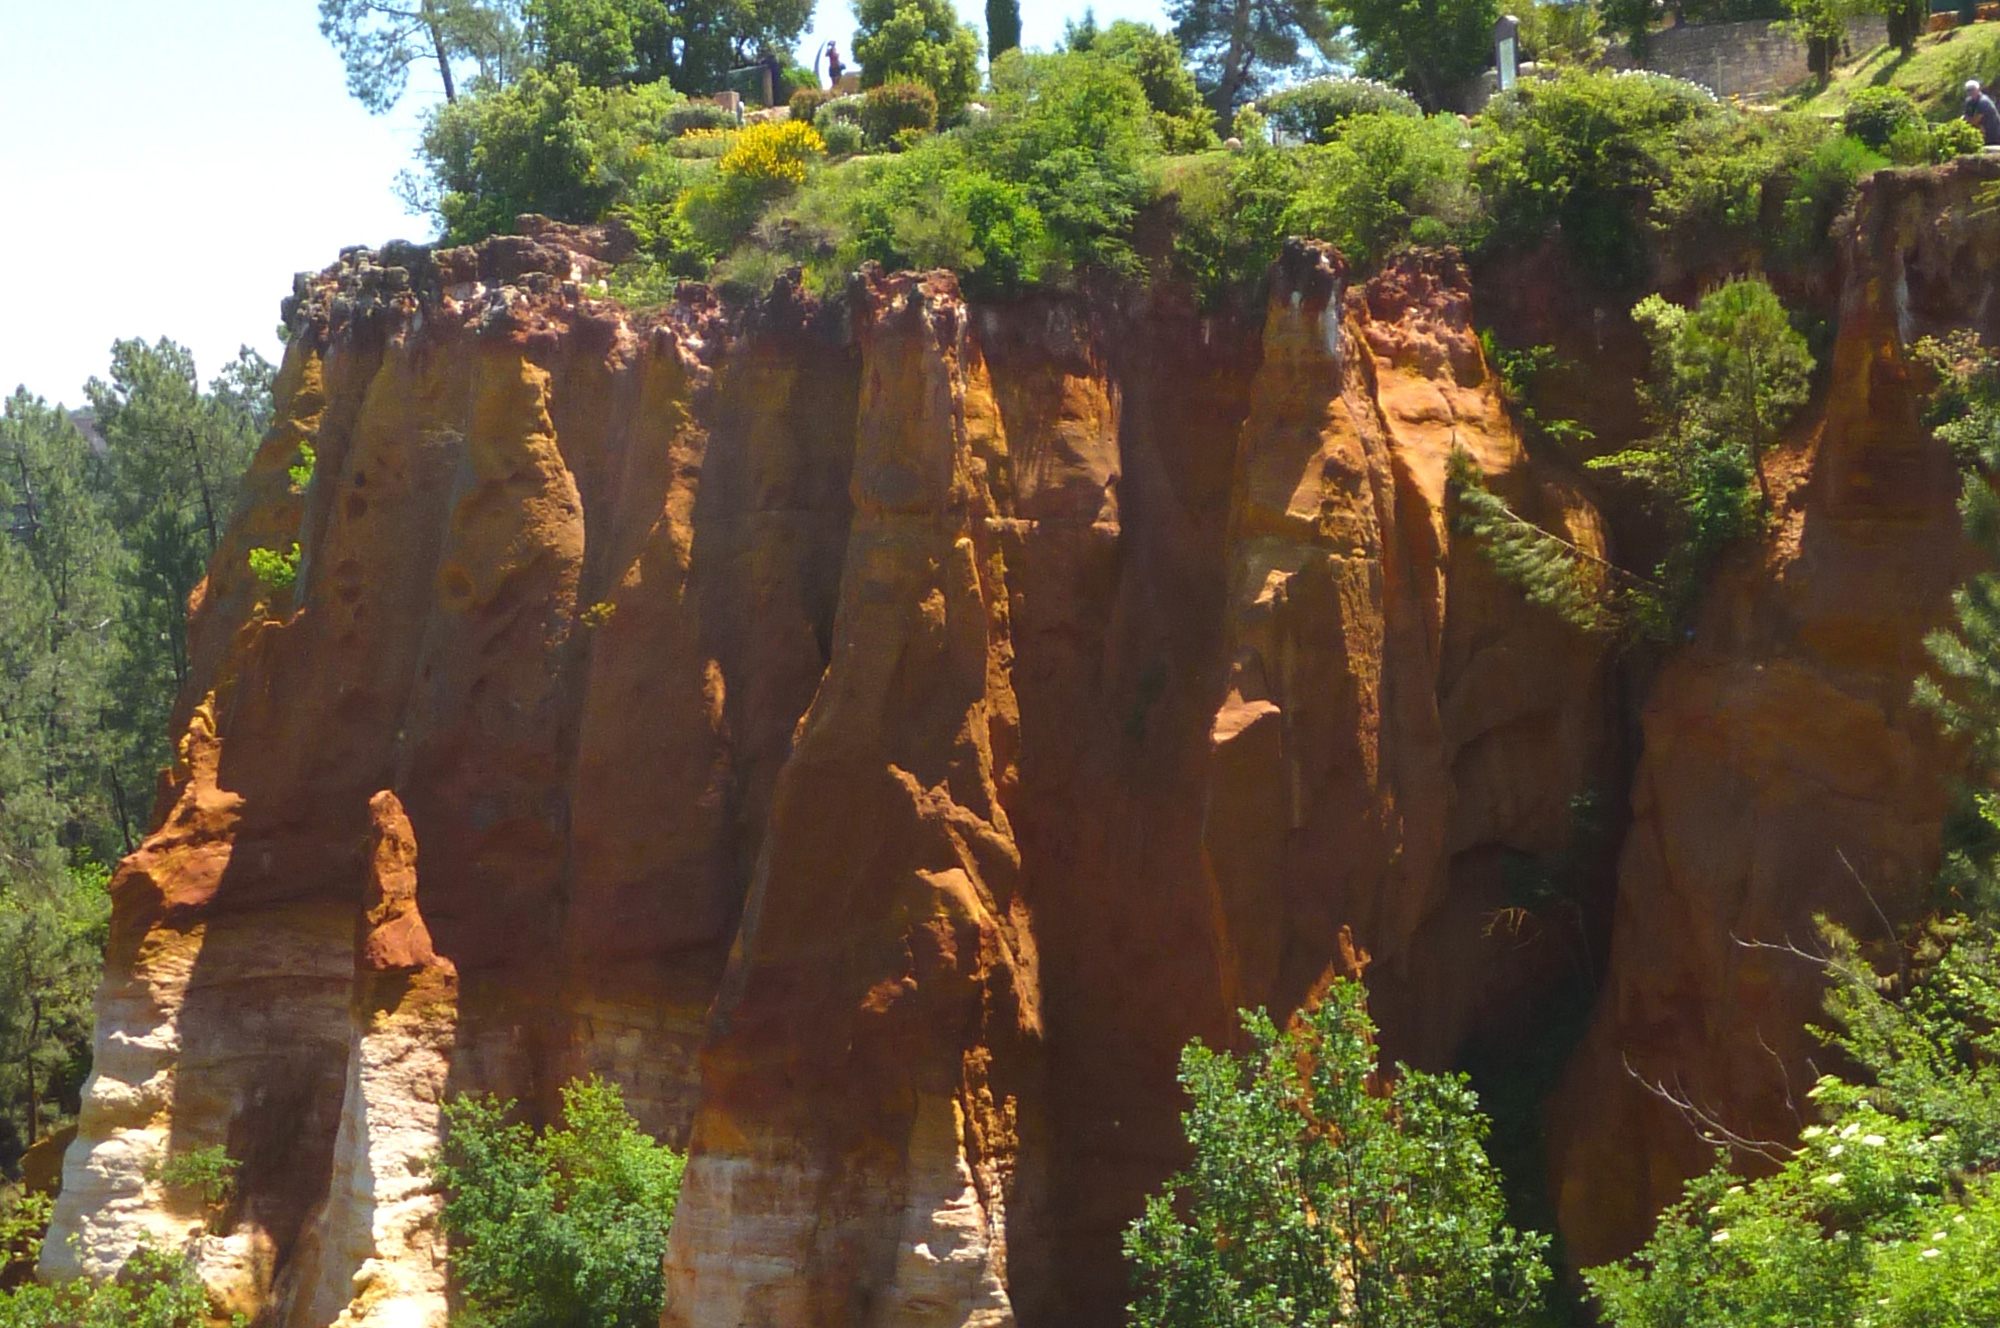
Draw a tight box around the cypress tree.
[987,0,1021,59]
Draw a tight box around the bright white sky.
[0,0,1169,408]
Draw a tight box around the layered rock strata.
[51,155,1994,1325]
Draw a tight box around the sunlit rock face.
[1545,157,2000,1265]
[47,154,1996,1324]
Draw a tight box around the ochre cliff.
[41,158,1995,1327]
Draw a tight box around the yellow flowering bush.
[718,120,825,188]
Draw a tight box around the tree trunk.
[1216,0,1258,115]
[183,426,219,555]
[425,1,458,103]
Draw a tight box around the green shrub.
[434,1076,685,1328]
[857,82,939,146]
[813,95,865,130]
[1125,979,1552,1328]
[1913,333,2000,909]
[1164,148,1300,304]
[150,1144,240,1233]
[1476,68,1742,284]
[852,0,982,120]
[788,87,833,123]
[1843,84,1923,150]
[1773,133,1886,262]
[819,119,865,156]
[0,1244,213,1328]
[247,544,300,592]
[1887,115,1984,165]
[418,70,689,244]
[286,441,315,495]
[1263,77,1421,143]
[1084,22,1218,153]
[663,100,737,138]
[1283,113,1482,267]
[977,49,1157,276]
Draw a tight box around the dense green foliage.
[319,0,528,111]
[434,1077,685,1328]
[1125,981,1551,1327]
[1589,278,1813,638]
[1169,0,1348,114]
[1587,918,2000,1328]
[0,1243,214,1328]
[1261,76,1419,142]
[0,346,266,1170]
[851,0,982,120]
[1344,0,1501,111]
[1069,20,1220,152]
[524,0,812,96]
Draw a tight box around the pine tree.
[1588,278,1813,638]
[1447,449,1616,636]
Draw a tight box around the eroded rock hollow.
[43,157,1998,1327]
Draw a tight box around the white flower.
[1841,1123,1862,1140]
[1711,1230,1731,1244]
[1801,1126,1825,1139]
[1706,1205,1723,1216]
[1727,1185,1744,1195]
[1933,1231,1948,1242]
[1828,1144,1845,1157]
[1862,1134,1886,1147]
[1955,1214,1968,1224]
[1815,1172,1846,1186]
[1922,1248,1941,1259]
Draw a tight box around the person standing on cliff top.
[1965,80,2000,145]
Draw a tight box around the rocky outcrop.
[1547,157,2000,1265]
[43,227,1625,1326]
[60,152,2000,1321]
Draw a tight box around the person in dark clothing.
[1965,80,2000,146]
[825,41,846,88]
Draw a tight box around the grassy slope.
[1789,21,2000,119]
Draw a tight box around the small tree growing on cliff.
[1124,980,1550,1328]
[434,1076,684,1328]
[1588,278,1813,639]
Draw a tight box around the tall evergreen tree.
[1168,0,1346,115]
[987,0,1022,59]
[0,392,121,1159]
[86,341,270,825]
[319,0,529,110]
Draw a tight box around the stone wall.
[1604,16,1889,98]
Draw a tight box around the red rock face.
[45,158,1993,1324]
[1546,158,2000,1265]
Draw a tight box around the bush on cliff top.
[433,1076,684,1328]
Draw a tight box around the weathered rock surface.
[45,155,1997,1325]
[1547,157,2000,1265]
